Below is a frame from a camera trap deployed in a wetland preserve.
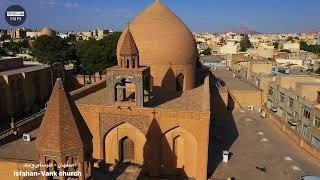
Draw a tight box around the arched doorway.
[119,136,134,162]
[160,126,197,177]
[46,159,58,180]
[104,122,146,164]
[176,73,184,92]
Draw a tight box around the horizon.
[0,0,320,33]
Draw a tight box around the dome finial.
[155,0,160,3]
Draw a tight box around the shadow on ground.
[207,71,239,178]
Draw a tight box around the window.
[315,117,320,129]
[288,97,294,108]
[268,87,274,96]
[302,124,310,137]
[280,92,285,102]
[303,106,311,119]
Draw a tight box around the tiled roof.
[120,30,139,56]
[36,79,85,152]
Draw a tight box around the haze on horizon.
[0,0,319,33]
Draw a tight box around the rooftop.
[0,129,38,162]
[0,65,48,76]
[75,80,208,112]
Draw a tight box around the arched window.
[119,136,134,162]
[176,73,184,92]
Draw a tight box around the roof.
[200,55,225,62]
[119,29,139,56]
[0,65,48,76]
[36,79,85,152]
[0,129,38,161]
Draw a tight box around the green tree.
[240,35,253,52]
[3,41,20,53]
[2,40,30,54]
[76,32,121,81]
[273,42,279,49]
[0,47,7,56]
[315,67,320,74]
[32,35,70,65]
[300,41,320,55]
[286,36,294,42]
[202,47,212,55]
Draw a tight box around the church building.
[36,0,212,179]
[0,1,212,180]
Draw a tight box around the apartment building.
[266,75,320,147]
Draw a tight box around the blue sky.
[0,0,320,33]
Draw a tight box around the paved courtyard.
[209,111,320,180]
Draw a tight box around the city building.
[266,74,320,145]
[200,55,226,68]
[219,41,239,55]
[0,57,52,121]
[283,42,301,52]
[247,44,274,59]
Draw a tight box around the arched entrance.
[160,126,197,177]
[176,73,184,92]
[119,136,134,162]
[46,159,58,180]
[104,122,146,164]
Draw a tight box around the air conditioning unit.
[22,133,31,142]
[248,106,254,111]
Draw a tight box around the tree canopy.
[75,32,121,74]
[273,42,279,49]
[300,41,320,55]
[240,35,253,52]
[32,35,71,65]
[201,47,212,55]
[2,40,30,53]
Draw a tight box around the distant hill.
[222,27,259,34]
[303,27,320,34]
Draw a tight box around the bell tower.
[106,29,151,107]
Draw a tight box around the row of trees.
[31,32,121,80]
[300,41,320,55]
[2,40,30,53]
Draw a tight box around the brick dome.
[117,0,196,91]
[38,26,55,37]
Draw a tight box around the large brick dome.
[117,0,197,92]
[38,26,55,37]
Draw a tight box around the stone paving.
[209,110,320,180]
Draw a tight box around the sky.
[0,0,320,33]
